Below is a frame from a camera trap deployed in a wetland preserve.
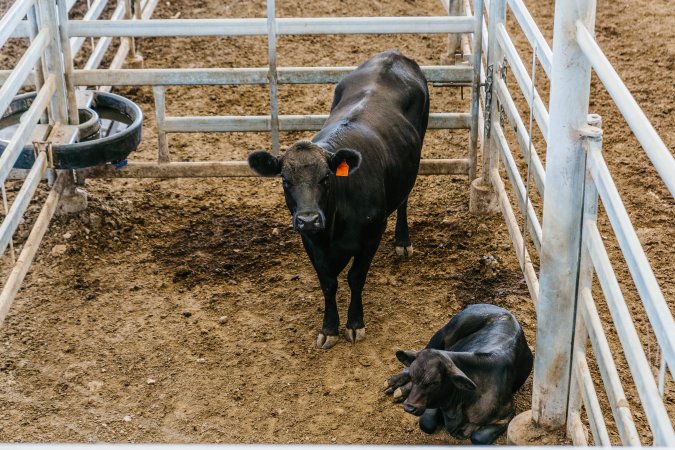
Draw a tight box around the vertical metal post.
[469,0,502,214]
[266,0,280,155]
[483,0,504,181]
[56,0,79,125]
[38,0,69,125]
[467,0,483,181]
[153,86,170,163]
[532,0,597,429]
[27,5,47,124]
[566,114,602,443]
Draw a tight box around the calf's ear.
[328,148,362,176]
[446,364,477,391]
[248,150,282,177]
[396,350,418,367]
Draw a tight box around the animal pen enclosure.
[0,0,673,446]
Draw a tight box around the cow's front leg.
[316,275,340,349]
[345,223,385,343]
[303,238,351,350]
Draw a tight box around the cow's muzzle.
[293,212,325,232]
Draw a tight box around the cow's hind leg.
[395,199,413,257]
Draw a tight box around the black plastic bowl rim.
[0,90,143,170]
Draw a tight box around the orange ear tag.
[336,160,349,177]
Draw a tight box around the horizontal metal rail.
[77,65,473,86]
[0,0,34,49]
[161,113,470,133]
[0,65,474,88]
[82,0,127,71]
[573,350,611,446]
[490,168,540,304]
[79,158,471,178]
[0,151,47,258]
[586,147,674,378]
[493,121,542,254]
[579,287,641,446]
[0,28,49,116]
[68,16,477,37]
[494,77,545,195]
[583,220,675,446]
[506,0,552,77]
[0,171,66,327]
[576,21,675,199]
[70,0,109,57]
[0,75,55,186]
[496,23,549,140]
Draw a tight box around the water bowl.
[0,90,142,169]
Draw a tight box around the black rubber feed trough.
[0,90,142,169]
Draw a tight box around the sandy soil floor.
[0,0,672,444]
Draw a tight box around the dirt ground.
[0,0,673,445]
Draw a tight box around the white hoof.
[395,245,414,258]
[316,333,339,350]
[344,327,366,344]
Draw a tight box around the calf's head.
[248,140,361,233]
[396,349,477,416]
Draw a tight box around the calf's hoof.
[395,245,414,258]
[344,327,366,344]
[392,382,411,403]
[384,370,410,395]
[316,333,339,350]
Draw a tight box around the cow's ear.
[328,148,362,176]
[446,364,477,391]
[248,150,282,177]
[396,350,418,367]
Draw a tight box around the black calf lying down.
[385,304,533,445]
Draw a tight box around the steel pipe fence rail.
[160,113,471,133]
[0,151,48,258]
[0,27,49,117]
[578,288,641,446]
[492,120,542,254]
[69,0,108,56]
[586,146,675,380]
[78,158,472,179]
[506,0,551,77]
[0,171,67,327]
[583,219,675,446]
[0,75,56,185]
[495,22,549,140]
[67,16,477,37]
[0,0,35,48]
[494,76,545,195]
[0,65,475,87]
[572,350,611,446]
[490,168,540,304]
[576,21,675,200]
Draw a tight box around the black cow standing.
[385,304,533,444]
[248,50,429,349]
